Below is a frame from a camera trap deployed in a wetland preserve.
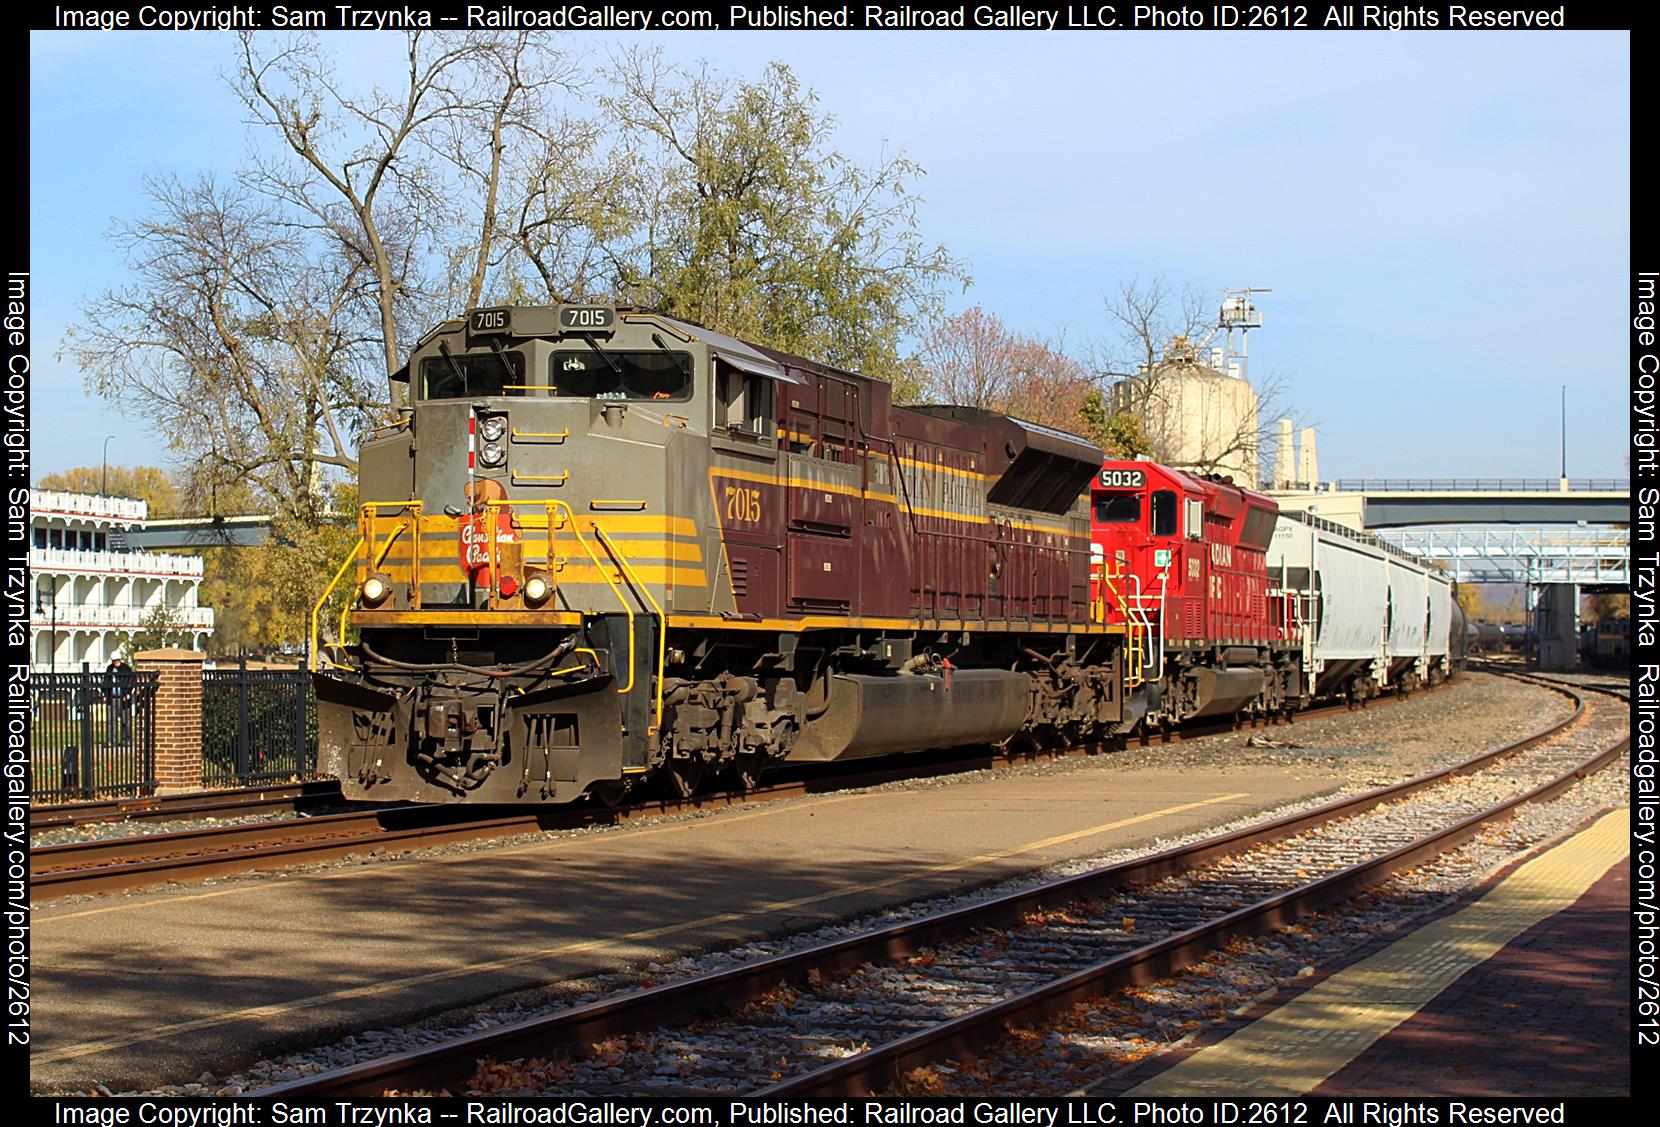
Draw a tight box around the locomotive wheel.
[729,751,767,792]
[660,756,704,799]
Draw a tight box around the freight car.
[1266,511,1457,703]
[313,305,1128,804]
[1087,464,1460,725]
[1587,617,1630,667]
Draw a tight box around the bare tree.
[234,32,589,398]
[917,306,1093,434]
[1098,279,1301,487]
[64,175,380,511]
[1099,276,1212,374]
[915,306,1020,409]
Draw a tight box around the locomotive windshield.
[1093,493,1141,523]
[551,351,693,401]
[420,351,526,399]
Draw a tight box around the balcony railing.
[31,605,215,629]
[1334,478,1630,493]
[31,490,146,521]
[30,548,204,577]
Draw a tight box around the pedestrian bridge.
[127,514,285,549]
[1271,478,1629,530]
[1376,526,1630,586]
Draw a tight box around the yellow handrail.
[310,537,366,672]
[1094,559,1144,689]
[594,526,666,733]
[524,500,637,696]
[371,519,409,568]
[512,470,570,485]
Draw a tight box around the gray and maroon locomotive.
[315,306,1130,804]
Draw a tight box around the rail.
[257,675,1617,1099]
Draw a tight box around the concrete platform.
[32,759,1343,1092]
[1114,807,1630,1097]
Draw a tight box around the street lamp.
[101,435,116,495]
[35,575,58,672]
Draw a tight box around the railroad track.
[256,674,1625,1098]
[28,780,343,831]
[32,685,1443,901]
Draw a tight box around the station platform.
[1106,807,1630,1097]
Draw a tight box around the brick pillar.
[135,648,204,793]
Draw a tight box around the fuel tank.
[788,669,1031,762]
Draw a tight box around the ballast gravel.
[80,676,1622,1097]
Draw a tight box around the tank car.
[313,305,1128,804]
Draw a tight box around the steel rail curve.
[253,674,1618,1099]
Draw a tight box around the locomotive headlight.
[360,573,391,606]
[523,571,552,605]
[479,440,506,467]
[479,415,507,443]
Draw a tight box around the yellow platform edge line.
[1123,805,1631,1097]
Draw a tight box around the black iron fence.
[202,659,317,787]
[32,664,158,803]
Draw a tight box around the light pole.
[35,575,58,672]
[1559,386,1567,483]
[101,435,115,495]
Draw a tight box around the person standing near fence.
[105,656,134,744]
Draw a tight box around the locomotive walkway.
[1103,807,1629,1097]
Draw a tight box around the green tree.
[1078,390,1154,459]
[115,604,193,656]
[604,52,966,384]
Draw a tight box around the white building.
[30,490,215,671]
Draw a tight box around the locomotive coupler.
[415,689,506,792]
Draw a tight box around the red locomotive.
[1089,460,1300,725]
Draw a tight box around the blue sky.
[29,30,1630,483]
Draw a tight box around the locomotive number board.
[466,306,618,337]
[559,306,615,330]
[1098,469,1146,488]
[470,308,511,334]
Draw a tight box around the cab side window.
[717,362,775,437]
[1150,490,1178,537]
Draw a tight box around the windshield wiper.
[438,340,470,398]
[580,333,627,390]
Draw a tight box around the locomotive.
[1086,463,1461,731]
[313,303,1462,806]
[314,305,1128,804]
